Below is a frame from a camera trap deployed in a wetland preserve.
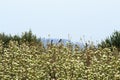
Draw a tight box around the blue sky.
[0,0,120,43]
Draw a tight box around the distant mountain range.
[40,38,84,48]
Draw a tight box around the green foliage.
[0,40,120,79]
[21,30,37,43]
[0,30,120,79]
[99,30,120,50]
[0,30,39,46]
[0,33,12,46]
[110,31,120,49]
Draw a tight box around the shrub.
[99,30,120,51]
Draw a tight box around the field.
[0,40,120,80]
